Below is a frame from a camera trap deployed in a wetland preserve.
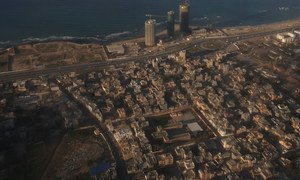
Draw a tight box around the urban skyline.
[0,1,300,179]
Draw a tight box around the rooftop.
[187,122,203,132]
[106,44,125,55]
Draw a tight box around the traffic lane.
[0,25,298,82]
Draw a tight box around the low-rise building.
[276,32,296,44]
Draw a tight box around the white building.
[106,44,125,55]
[187,122,203,136]
[276,32,296,44]
[294,30,300,41]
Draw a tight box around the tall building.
[8,54,13,71]
[145,19,156,47]
[167,11,175,37]
[179,3,190,33]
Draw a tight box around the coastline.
[1,17,300,50]
[221,17,300,30]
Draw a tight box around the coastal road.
[0,25,298,82]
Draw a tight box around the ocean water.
[0,0,299,45]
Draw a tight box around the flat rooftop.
[106,44,125,54]
[187,122,203,132]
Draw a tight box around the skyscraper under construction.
[179,3,190,33]
[167,11,175,37]
[145,19,156,46]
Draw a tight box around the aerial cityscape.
[0,0,300,179]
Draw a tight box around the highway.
[0,25,298,83]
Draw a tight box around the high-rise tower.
[179,3,190,33]
[167,11,175,37]
[145,19,156,47]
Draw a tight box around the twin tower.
[145,2,190,47]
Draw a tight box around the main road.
[0,25,298,82]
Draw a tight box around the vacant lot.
[43,127,113,179]
[7,41,108,71]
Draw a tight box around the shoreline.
[0,19,299,81]
[222,17,300,30]
[1,17,300,50]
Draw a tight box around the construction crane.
[145,14,167,20]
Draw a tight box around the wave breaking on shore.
[0,30,136,48]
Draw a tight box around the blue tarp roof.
[90,163,111,176]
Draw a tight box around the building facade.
[145,19,156,47]
[167,11,175,37]
[179,3,190,33]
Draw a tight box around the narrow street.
[53,78,129,179]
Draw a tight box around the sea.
[0,0,300,47]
